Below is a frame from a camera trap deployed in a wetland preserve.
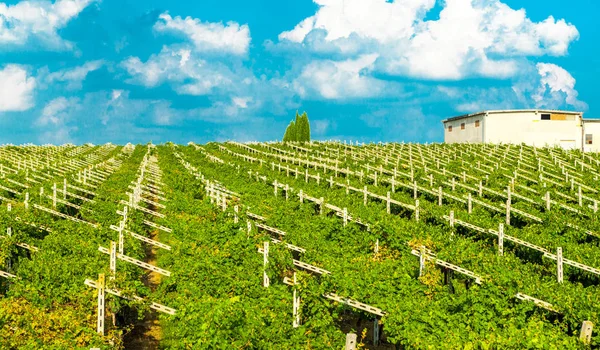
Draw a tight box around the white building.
[442,109,600,152]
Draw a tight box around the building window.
[541,114,551,120]
[461,123,465,130]
[448,125,452,132]
[586,134,593,145]
[475,120,480,127]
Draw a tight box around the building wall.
[443,115,484,143]
[483,111,583,149]
[583,122,600,152]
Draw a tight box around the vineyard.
[1,140,600,349]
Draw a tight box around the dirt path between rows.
[123,228,162,349]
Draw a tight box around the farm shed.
[442,109,600,152]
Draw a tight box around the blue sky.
[0,0,597,145]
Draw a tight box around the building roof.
[441,109,584,123]
[583,118,600,123]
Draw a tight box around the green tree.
[300,111,311,142]
[283,121,296,142]
[294,111,303,142]
[282,111,311,142]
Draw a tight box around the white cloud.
[232,96,251,108]
[534,63,587,110]
[293,53,396,99]
[154,12,251,55]
[312,119,330,135]
[0,65,36,112]
[0,0,95,50]
[280,0,433,44]
[36,96,81,144]
[38,96,78,126]
[44,60,104,89]
[279,0,579,80]
[111,89,123,100]
[122,46,237,94]
[122,13,298,123]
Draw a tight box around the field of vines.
[1,140,600,349]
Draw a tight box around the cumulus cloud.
[0,65,36,112]
[34,91,182,144]
[43,60,104,89]
[154,12,251,55]
[121,45,240,94]
[36,96,81,144]
[123,11,254,98]
[122,13,298,123]
[436,62,587,113]
[293,54,397,99]
[0,0,95,50]
[38,96,78,126]
[278,0,579,80]
[533,63,587,110]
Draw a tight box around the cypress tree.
[282,111,311,143]
[294,111,302,142]
[288,121,297,142]
[283,123,292,142]
[301,112,311,142]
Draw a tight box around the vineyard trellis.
[2,141,600,348]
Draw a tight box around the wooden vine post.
[580,321,593,344]
[467,193,472,214]
[418,247,425,277]
[96,273,105,335]
[263,241,269,287]
[110,242,116,280]
[557,247,563,283]
[505,198,511,226]
[498,223,504,256]
[345,333,357,350]
[413,181,417,199]
[292,272,300,328]
[386,192,391,214]
[373,318,380,346]
[415,200,420,222]
[319,197,324,215]
[119,206,127,254]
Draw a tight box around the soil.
[122,226,163,349]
